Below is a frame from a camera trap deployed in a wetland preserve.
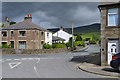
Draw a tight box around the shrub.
[43,43,52,49]
[76,34,82,41]
[52,43,66,48]
[89,40,96,44]
[2,44,11,48]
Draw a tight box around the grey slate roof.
[52,36,65,41]
[2,20,49,32]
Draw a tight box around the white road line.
[34,66,40,77]
[6,59,12,61]
[36,58,40,63]
[9,62,21,69]
[14,59,20,61]
[21,58,27,60]
[28,58,33,60]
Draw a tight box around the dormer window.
[108,8,119,26]
[19,31,26,36]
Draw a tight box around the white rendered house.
[45,31,52,45]
[53,26,73,43]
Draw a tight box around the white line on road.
[6,59,12,61]
[21,58,27,60]
[14,59,20,61]
[36,58,40,63]
[9,62,21,69]
[34,66,40,78]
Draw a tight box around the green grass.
[81,32,101,40]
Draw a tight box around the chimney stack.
[5,16,10,27]
[24,14,32,22]
[60,26,63,30]
[30,14,32,17]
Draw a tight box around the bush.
[89,40,96,44]
[52,43,66,48]
[75,41,85,47]
[43,43,52,49]
[76,34,82,41]
[2,44,11,48]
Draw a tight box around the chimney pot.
[6,17,8,21]
[30,14,32,17]
[60,26,63,30]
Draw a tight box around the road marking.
[21,58,27,60]
[14,59,20,61]
[28,58,33,60]
[34,66,40,77]
[9,62,21,69]
[36,58,40,63]
[6,59,12,61]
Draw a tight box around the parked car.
[110,53,120,71]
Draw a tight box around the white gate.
[108,40,118,64]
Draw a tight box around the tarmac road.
[1,45,109,78]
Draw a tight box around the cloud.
[2,2,100,29]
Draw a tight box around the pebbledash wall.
[2,48,69,54]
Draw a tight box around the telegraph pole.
[72,21,74,51]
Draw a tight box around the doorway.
[108,40,119,64]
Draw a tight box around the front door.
[108,40,118,64]
[11,41,14,48]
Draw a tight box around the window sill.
[18,36,26,37]
[105,26,120,28]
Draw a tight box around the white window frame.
[108,8,119,26]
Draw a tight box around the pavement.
[77,61,120,78]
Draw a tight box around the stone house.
[1,14,52,49]
[53,26,73,43]
[98,2,120,65]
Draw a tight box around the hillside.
[48,23,100,34]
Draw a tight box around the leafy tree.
[10,21,16,25]
[2,23,5,27]
[76,34,82,41]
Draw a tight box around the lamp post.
[72,21,74,51]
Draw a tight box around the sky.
[2,2,100,29]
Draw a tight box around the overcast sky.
[2,2,100,29]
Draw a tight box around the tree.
[76,34,82,41]
[2,23,5,27]
[10,21,16,25]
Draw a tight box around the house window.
[47,32,49,37]
[19,41,26,49]
[11,31,13,36]
[2,31,7,37]
[19,31,26,36]
[108,8,119,26]
[41,32,44,36]
[2,42,7,45]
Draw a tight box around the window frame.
[2,30,7,37]
[107,8,119,27]
[19,30,26,37]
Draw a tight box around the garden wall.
[2,48,70,54]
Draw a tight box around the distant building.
[1,14,52,49]
[53,26,73,43]
[52,36,65,43]
[98,2,120,65]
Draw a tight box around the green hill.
[48,23,100,34]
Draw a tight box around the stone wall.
[2,48,69,54]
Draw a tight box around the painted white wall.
[45,31,52,45]
[53,29,73,43]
